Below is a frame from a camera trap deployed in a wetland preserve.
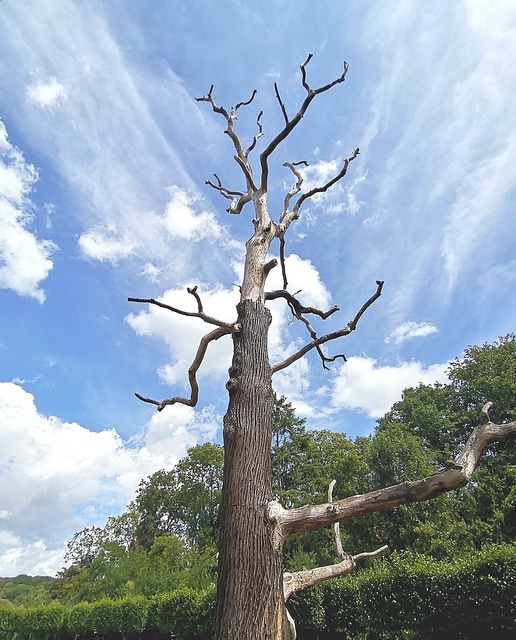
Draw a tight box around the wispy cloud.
[357,0,516,319]
[0,0,222,281]
[385,321,438,345]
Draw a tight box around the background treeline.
[1,335,514,638]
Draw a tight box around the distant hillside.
[0,575,56,607]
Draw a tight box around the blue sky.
[0,0,514,576]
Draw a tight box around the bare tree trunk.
[215,298,290,639]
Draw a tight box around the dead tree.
[130,56,516,640]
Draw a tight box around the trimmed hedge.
[290,543,516,639]
[1,545,514,639]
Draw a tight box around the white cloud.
[78,222,137,263]
[0,119,56,302]
[78,186,226,270]
[0,381,219,576]
[385,321,439,345]
[26,76,68,109]
[331,356,448,419]
[126,284,239,388]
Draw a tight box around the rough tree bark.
[130,57,516,640]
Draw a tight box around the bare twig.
[281,161,308,222]
[134,325,232,411]
[265,290,339,319]
[128,286,237,330]
[205,174,252,214]
[245,110,264,156]
[272,280,383,373]
[274,82,289,125]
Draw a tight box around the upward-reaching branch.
[271,280,384,373]
[196,86,258,195]
[260,55,349,193]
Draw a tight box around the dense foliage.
[1,544,514,639]
[1,336,514,637]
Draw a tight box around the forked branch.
[260,55,349,192]
[196,86,258,194]
[272,280,384,373]
[128,288,238,410]
[205,174,252,214]
[283,544,388,601]
[277,403,516,537]
[128,286,236,330]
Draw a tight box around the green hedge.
[1,545,514,639]
[290,543,516,639]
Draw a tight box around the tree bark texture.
[215,298,290,639]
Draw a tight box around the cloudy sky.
[0,0,514,577]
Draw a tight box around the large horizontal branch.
[283,545,388,601]
[272,280,383,373]
[260,54,349,193]
[277,405,516,537]
[128,286,237,330]
[134,325,232,411]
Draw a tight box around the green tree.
[134,442,224,551]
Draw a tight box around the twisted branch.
[205,174,251,214]
[134,325,232,411]
[272,280,384,373]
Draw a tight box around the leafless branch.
[245,110,264,156]
[328,480,346,560]
[134,326,232,411]
[128,286,237,330]
[232,89,258,114]
[205,174,252,214]
[272,280,384,373]
[196,86,258,193]
[274,82,289,125]
[283,544,388,600]
[281,161,308,222]
[278,405,516,537]
[290,147,360,220]
[260,55,349,193]
[266,289,339,319]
